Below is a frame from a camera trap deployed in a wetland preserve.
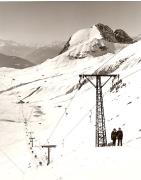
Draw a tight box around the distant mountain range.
[0,39,64,65]
[0,53,34,69]
[25,43,64,64]
[0,39,35,59]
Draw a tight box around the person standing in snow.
[111,128,117,146]
[117,128,123,146]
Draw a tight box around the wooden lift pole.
[79,74,117,147]
[42,145,56,165]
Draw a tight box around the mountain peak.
[95,23,117,42]
[114,29,134,43]
[69,25,102,47]
[60,23,134,55]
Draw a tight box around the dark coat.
[117,130,123,139]
[111,131,117,140]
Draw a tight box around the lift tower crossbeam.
[41,145,56,166]
[79,74,117,147]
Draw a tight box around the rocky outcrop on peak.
[114,29,134,44]
[95,23,134,44]
[95,23,117,43]
[59,37,71,55]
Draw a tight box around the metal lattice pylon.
[95,76,107,147]
[79,74,118,147]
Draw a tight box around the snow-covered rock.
[69,25,102,46]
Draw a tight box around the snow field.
[0,39,141,179]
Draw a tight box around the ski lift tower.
[79,74,118,147]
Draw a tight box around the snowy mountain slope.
[0,38,64,65]
[0,34,141,179]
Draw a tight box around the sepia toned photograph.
[0,1,141,179]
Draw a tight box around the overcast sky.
[0,1,141,45]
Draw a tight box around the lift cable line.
[47,87,81,142]
[62,106,95,141]
[0,148,25,175]
[57,79,119,147]
[50,79,120,148]
[79,74,118,147]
